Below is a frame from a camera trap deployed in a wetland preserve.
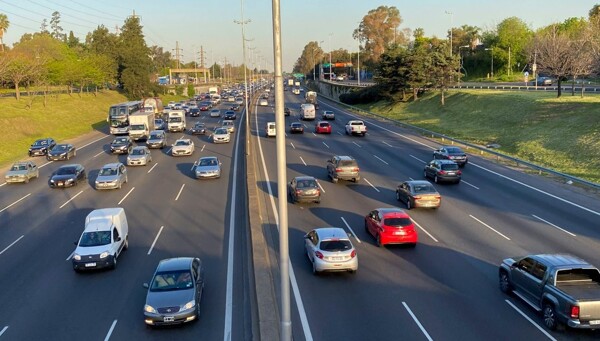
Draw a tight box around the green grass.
[357,90,600,183]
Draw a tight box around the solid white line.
[461,180,479,189]
[93,151,104,158]
[175,184,185,201]
[59,190,83,209]
[117,187,135,205]
[255,102,313,341]
[311,132,316,136]
[38,160,53,169]
[147,226,165,255]
[373,155,389,165]
[316,180,326,194]
[341,217,361,243]
[411,218,439,243]
[201,144,205,152]
[382,141,393,147]
[0,182,6,187]
[469,214,511,240]
[0,193,31,213]
[299,156,307,166]
[353,141,361,148]
[410,155,427,164]
[363,178,380,192]
[505,300,557,341]
[0,326,8,337]
[66,251,74,261]
[147,163,158,174]
[167,147,172,155]
[322,142,329,149]
[402,302,433,341]
[532,214,576,237]
[190,163,196,171]
[290,142,295,149]
[303,124,307,128]
[0,235,24,255]
[80,135,111,150]
[103,320,117,341]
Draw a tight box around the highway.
[251,88,600,340]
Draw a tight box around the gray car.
[5,161,39,184]
[127,146,152,166]
[147,130,166,149]
[143,257,205,326]
[95,163,128,190]
[326,155,360,183]
[194,156,222,179]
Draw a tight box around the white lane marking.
[471,162,600,217]
[353,141,361,148]
[117,187,135,205]
[175,184,185,201]
[0,326,8,336]
[0,183,6,187]
[402,302,433,341]
[532,214,576,237]
[322,142,329,149]
[255,104,313,341]
[469,214,511,240]
[93,151,104,158]
[201,144,205,152]
[80,135,111,150]
[383,141,393,147]
[299,156,307,166]
[147,226,165,255]
[223,108,244,341]
[337,131,343,135]
[410,155,426,164]
[363,178,380,192]
[0,235,24,255]
[311,132,316,137]
[316,180,326,194]
[167,147,172,155]
[411,218,439,243]
[290,142,295,149]
[147,163,158,174]
[191,163,197,171]
[373,155,389,165]
[66,251,74,261]
[341,217,361,243]
[38,160,54,169]
[505,300,557,341]
[103,320,117,341]
[0,193,31,213]
[303,124,307,128]
[59,190,84,209]
[461,180,479,189]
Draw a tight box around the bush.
[175,85,184,96]
[187,84,195,97]
[339,85,384,105]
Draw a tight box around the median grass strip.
[357,90,600,183]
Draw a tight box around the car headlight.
[182,300,195,310]
[73,254,81,261]
[144,305,157,314]
[50,179,55,183]
[18,174,26,178]
[60,153,67,157]
[65,178,74,183]
[99,252,109,259]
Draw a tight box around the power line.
[27,0,101,30]
[68,0,124,20]
[45,0,122,23]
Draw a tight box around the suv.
[424,159,461,184]
[326,155,360,183]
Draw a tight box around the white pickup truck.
[345,120,367,136]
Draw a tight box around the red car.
[364,208,417,247]
[315,121,332,134]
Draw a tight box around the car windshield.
[99,167,117,176]
[56,167,76,175]
[441,163,459,171]
[33,140,48,146]
[149,134,163,140]
[211,110,219,113]
[54,145,67,151]
[78,231,111,247]
[115,138,128,143]
[195,123,205,128]
[169,117,182,123]
[320,240,352,252]
[414,184,435,194]
[215,129,227,134]
[319,123,329,127]
[324,111,332,115]
[11,164,26,171]
[199,158,218,166]
[175,140,189,146]
[150,270,194,291]
[296,180,317,188]
[131,149,145,155]
[155,119,163,124]
[446,147,463,153]
[130,124,144,130]
[384,218,412,227]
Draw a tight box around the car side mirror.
[116,237,121,242]
[143,283,149,289]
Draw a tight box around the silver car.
[146,130,166,149]
[143,257,205,326]
[194,156,222,179]
[304,227,358,275]
[127,146,152,166]
[171,139,195,156]
[212,128,231,144]
[95,163,128,190]
[5,161,39,184]
[222,120,235,133]
[209,109,221,117]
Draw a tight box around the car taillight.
[335,168,343,172]
[315,251,323,259]
[457,170,462,175]
[413,196,422,200]
[353,168,360,172]
[296,190,302,194]
[438,170,446,175]
[570,305,580,319]
[350,250,356,258]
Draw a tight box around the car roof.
[405,180,433,186]
[150,130,164,134]
[58,163,81,169]
[199,156,218,161]
[102,162,122,168]
[131,146,147,150]
[531,254,590,267]
[176,138,191,142]
[436,159,458,164]
[156,257,195,272]
[314,227,350,240]
[376,207,408,216]
[334,155,354,161]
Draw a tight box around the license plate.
[58,183,64,186]
[85,262,96,267]
[447,172,455,175]
[163,316,174,322]
[332,257,344,261]
[394,231,405,235]
[590,320,600,325]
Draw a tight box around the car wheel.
[124,236,129,250]
[349,269,357,274]
[423,170,428,179]
[543,303,560,330]
[118,181,122,189]
[499,271,512,293]
[434,175,439,183]
[395,191,401,201]
[111,256,117,269]
[406,199,412,210]
[24,177,30,184]
[376,234,383,247]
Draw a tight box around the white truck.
[345,120,367,136]
[128,111,155,141]
[287,79,294,86]
[167,110,186,132]
[72,208,129,271]
[300,104,316,120]
[141,97,164,115]
[305,91,319,109]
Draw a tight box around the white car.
[222,120,235,133]
[171,138,195,156]
[259,99,268,106]
[212,127,231,144]
[210,109,221,117]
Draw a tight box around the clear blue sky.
[1,0,597,72]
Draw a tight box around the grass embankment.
[358,90,600,183]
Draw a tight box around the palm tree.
[0,14,9,52]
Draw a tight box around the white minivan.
[72,208,129,272]
[266,122,276,137]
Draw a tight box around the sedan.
[259,99,268,106]
[424,159,461,184]
[95,163,128,190]
[49,164,86,188]
[47,144,76,161]
[304,227,357,275]
[110,136,133,154]
[189,108,200,117]
[222,120,235,133]
[212,128,231,144]
[171,139,195,156]
[223,111,237,120]
[315,121,332,134]
[365,208,418,247]
[28,138,56,156]
[199,102,211,111]
[290,122,304,134]
[235,97,244,105]
[288,176,320,204]
[433,146,468,167]
[194,156,222,179]
[229,104,240,111]
[5,161,39,184]
[143,257,205,326]
[190,122,207,135]
[146,130,166,149]
[396,180,441,209]
[209,109,221,118]
[127,146,152,166]
[322,110,335,120]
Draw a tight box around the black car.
[29,138,56,156]
[424,159,461,184]
[229,104,240,111]
[284,107,291,116]
[189,108,200,117]
[47,144,76,161]
[433,146,468,167]
[110,136,133,154]
[288,176,321,204]
[290,122,304,134]
[223,111,237,120]
[191,122,207,135]
[49,164,86,188]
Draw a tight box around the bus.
[108,101,142,135]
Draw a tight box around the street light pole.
[485,47,494,78]
[445,11,453,57]
[329,33,333,80]
[458,45,469,83]
[357,38,361,86]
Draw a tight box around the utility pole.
[172,41,183,69]
[508,46,511,77]
[200,46,207,83]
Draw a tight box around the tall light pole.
[357,38,361,86]
[485,47,494,78]
[458,45,469,83]
[234,1,251,157]
[445,11,453,57]
[329,33,333,80]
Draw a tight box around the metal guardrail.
[316,91,600,190]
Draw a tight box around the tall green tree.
[293,41,323,77]
[0,13,9,52]
[118,16,152,99]
[353,6,404,67]
[50,11,65,41]
[495,17,533,76]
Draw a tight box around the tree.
[2,51,41,100]
[374,45,410,99]
[428,42,460,105]
[353,6,404,67]
[148,45,172,75]
[50,11,65,41]
[495,17,533,76]
[451,25,481,51]
[66,31,81,49]
[0,13,9,52]
[118,16,152,99]
[293,41,323,77]
[40,19,49,34]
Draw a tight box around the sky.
[0,0,598,72]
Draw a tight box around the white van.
[167,110,186,132]
[266,122,276,137]
[72,208,129,272]
[300,104,316,120]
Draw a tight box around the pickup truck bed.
[557,282,600,301]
